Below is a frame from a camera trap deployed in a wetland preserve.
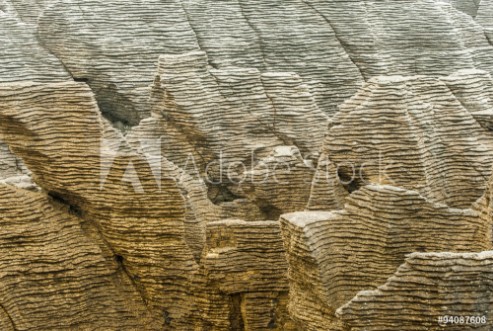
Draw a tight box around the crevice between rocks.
[237,0,268,70]
[47,190,153,313]
[302,0,365,80]
[180,2,218,70]
[0,301,15,331]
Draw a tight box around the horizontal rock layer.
[0,184,154,330]
[1,0,493,330]
[309,71,493,210]
[281,184,492,330]
[337,252,493,331]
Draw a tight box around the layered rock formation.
[281,184,492,330]
[337,252,493,331]
[0,81,201,328]
[0,185,154,330]
[1,0,493,330]
[309,71,493,210]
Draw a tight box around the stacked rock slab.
[476,0,493,45]
[0,81,201,329]
[239,146,315,217]
[127,121,298,329]
[309,73,493,210]
[438,3,493,75]
[32,0,364,124]
[199,219,295,330]
[6,0,489,129]
[0,80,300,330]
[1,1,493,330]
[441,69,493,131]
[280,185,492,330]
[0,12,69,83]
[0,11,70,181]
[0,184,155,330]
[152,51,326,215]
[302,0,493,79]
[181,0,364,115]
[439,0,480,17]
[337,252,493,331]
[37,0,201,124]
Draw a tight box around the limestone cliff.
[1,1,493,330]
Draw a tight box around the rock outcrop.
[0,82,199,328]
[0,184,155,330]
[337,252,493,331]
[280,184,492,330]
[1,0,493,330]
[309,72,493,210]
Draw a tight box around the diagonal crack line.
[0,302,15,330]
[208,70,299,152]
[180,1,217,69]
[302,0,365,80]
[237,0,268,70]
[47,192,153,312]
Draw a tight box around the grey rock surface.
[0,1,493,330]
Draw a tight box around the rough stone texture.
[0,82,200,329]
[441,69,493,131]
[440,0,480,17]
[0,184,155,330]
[0,12,69,83]
[476,0,493,44]
[309,72,493,211]
[199,219,295,330]
[2,0,492,126]
[0,11,70,182]
[36,0,201,125]
[130,51,326,218]
[0,81,296,330]
[337,252,493,331]
[280,185,492,330]
[1,0,493,330]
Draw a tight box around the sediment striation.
[1,0,493,330]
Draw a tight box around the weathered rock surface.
[0,82,200,329]
[280,184,492,330]
[199,219,294,330]
[1,0,493,330]
[3,0,493,125]
[309,72,493,210]
[0,184,155,330]
[0,11,70,183]
[0,12,69,83]
[337,252,493,331]
[0,81,296,330]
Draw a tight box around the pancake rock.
[476,0,493,45]
[141,51,326,216]
[0,12,69,83]
[280,185,493,330]
[337,252,493,331]
[0,81,296,330]
[0,184,155,330]
[0,11,70,183]
[239,146,315,216]
[441,69,493,131]
[36,0,200,125]
[309,72,493,210]
[1,0,493,330]
[5,0,490,128]
[303,0,493,79]
[0,81,201,329]
[33,0,364,123]
[199,219,295,330]
[440,0,480,17]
